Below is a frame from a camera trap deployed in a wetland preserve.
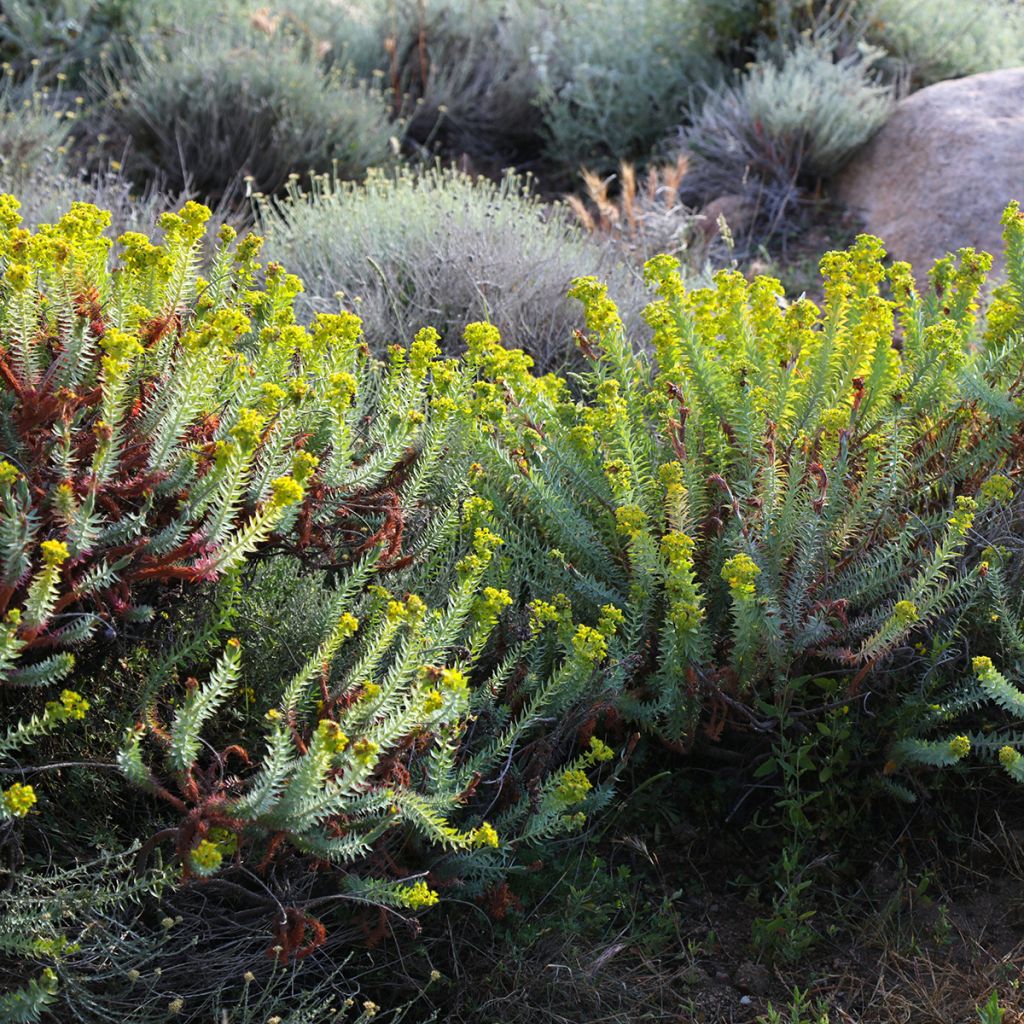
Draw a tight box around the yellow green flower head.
[286,378,310,404]
[235,233,263,265]
[269,476,304,508]
[361,682,382,701]
[567,424,596,452]
[471,821,500,848]
[351,738,379,765]
[948,735,971,759]
[190,839,222,874]
[46,689,89,721]
[596,604,624,638]
[999,746,1021,770]
[100,327,144,364]
[721,553,760,599]
[440,667,468,692]
[217,223,237,244]
[336,612,359,639]
[2,782,36,817]
[892,600,919,627]
[661,531,695,569]
[659,461,685,491]
[819,406,849,434]
[978,474,1014,508]
[477,587,512,620]
[568,276,623,336]
[229,408,265,450]
[588,736,614,763]
[312,311,363,349]
[472,527,504,558]
[0,193,22,233]
[258,382,286,411]
[160,201,210,247]
[386,599,409,622]
[642,253,684,301]
[572,624,608,665]
[888,261,916,302]
[328,371,358,408]
[4,262,31,291]
[290,450,319,484]
[464,321,503,357]
[972,656,996,678]
[603,458,631,496]
[118,231,164,274]
[555,768,592,805]
[410,326,442,378]
[316,719,349,754]
[528,598,563,633]
[422,689,444,714]
[461,495,493,527]
[948,495,977,536]
[0,461,20,487]
[400,881,439,910]
[614,503,646,537]
[41,539,69,567]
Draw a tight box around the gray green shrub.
[259,166,648,371]
[0,70,74,185]
[112,28,395,198]
[532,0,720,179]
[681,40,893,236]
[865,0,1024,86]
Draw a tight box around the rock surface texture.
[836,67,1024,279]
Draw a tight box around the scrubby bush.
[865,0,1024,86]
[532,0,721,180]
[681,40,892,239]
[378,0,543,171]
[259,166,648,370]
[112,28,395,198]
[250,0,386,78]
[0,0,141,84]
[0,69,75,185]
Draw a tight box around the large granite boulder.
[836,68,1024,279]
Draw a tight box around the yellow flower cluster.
[999,746,1021,771]
[555,768,592,805]
[721,553,760,600]
[892,600,919,628]
[351,738,379,765]
[471,821,500,848]
[316,719,349,754]
[190,839,223,873]
[45,689,89,721]
[400,881,439,909]
[2,782,37,817]
[948,735,971,760]
[40,539,70,566]
[571,625,607,666]
[0,460,20,487]
[269,477,304,509]
[948,495,977,537]
[568,276,623,338]
[978,474,1014,508]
